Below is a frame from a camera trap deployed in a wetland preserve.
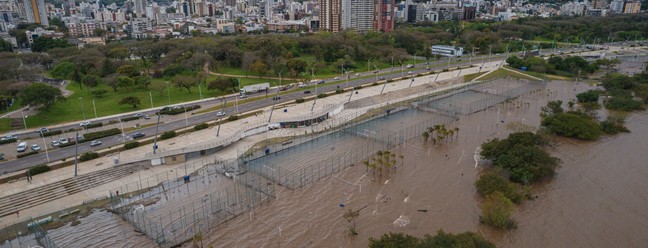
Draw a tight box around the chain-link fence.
[243,107,458,189]
[1,218,57,248]
[110,156,274,248]
[418,78,545,115]
[108,77,544,247]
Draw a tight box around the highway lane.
[1,48,597,174]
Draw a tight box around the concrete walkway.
[0,59,506,225]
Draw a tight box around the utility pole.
[217,99,226,137]
[166,81,171,105]
[74,132,79,176]
[149,91,154,108]
[92,99,97,119]
[152,113,162,154]
[39,130,49,163]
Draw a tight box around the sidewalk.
[0,59,505,224]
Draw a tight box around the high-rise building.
[609,0,625,12]
[623,0,641,13]
[319,0,343,32]
[133,0,146,17]
[23,0,48,26]
[342,0,374,32]
[374,0,394,32]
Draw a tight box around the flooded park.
[3,77,648,248]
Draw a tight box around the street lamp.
[79,97,86,120]
[166,81,171,105]
[92,99,97,119]
[234,78,240,114]
[38,129,50,163]
[20,109,27,130]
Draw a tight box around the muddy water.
[501,111,648,248]
[200,80,648,248]
[47,210,157,248]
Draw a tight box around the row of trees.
[361,150,404,177]
[422,124,459,144]
[506,54,599,76]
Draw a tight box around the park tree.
[0,38,12,52]
[81,75,100,89]
[250,60,269,78]
[104,74,120,91]
[91,89,108,98]
[119,96,141,108]
[207,77,237,92]
[50,61,76,79]
[0,57,20,80]
[173,75,198,93]
[117,76,135,89]
[108,47,130,60]
[287,58,308,78]
[117,65,139,77]
[150,80,167,96]
[18,83,64,109]
[136,75,152,89]
[31,37,70,52]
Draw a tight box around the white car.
[408,71,414,75]
[216,111,226,117]
[31,144,41,152]
[51,140,60,147]
[80,121,91,127]
[59,138,69,145]
[354,73,360,77]
[90,140,102,147]
[334,77,340,80]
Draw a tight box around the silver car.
[31,144,41,152]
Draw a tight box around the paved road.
[0,47,601,174]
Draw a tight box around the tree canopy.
[18,83,64,109]
[481,132,560,184]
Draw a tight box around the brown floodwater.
[197,80,648,248]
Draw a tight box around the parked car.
[354,73,361,77]
[80,121,91,127]
[59,138,69,145]
[216,111,226,117]
[1,134,17,141]
[303,90,312,94]
[31,144,41,152]
[37,127,49,133]
[132,132,146,139]
[90,140,102,147]
[17,142,27,153]
[144,115,151,120]
[51,140,60,147]
[408,71,414,75]
[407,64,415,68]
[373,70,379,74]
[240,94,248,98]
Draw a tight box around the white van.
[17,142,27,153]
